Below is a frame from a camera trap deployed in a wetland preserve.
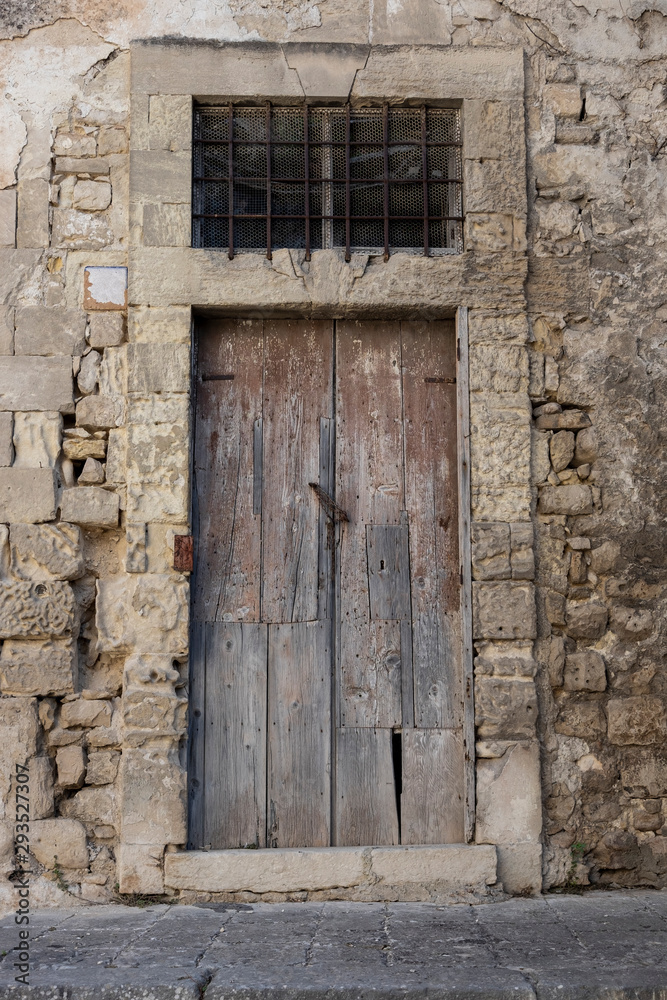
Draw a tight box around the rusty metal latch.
[309,483,349,523]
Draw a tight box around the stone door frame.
[111,38,542,900]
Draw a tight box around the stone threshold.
[164,843,498,899]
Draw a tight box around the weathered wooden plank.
[267,621,331,848]
[261,320,333,624]
[366,523,411,621]
[193,318,263,623]
[400,618,414,729]
[317,417,334,622]
[253,417,263,516]
[204,622,267,850]
[334,728,399,846]
[401,320,462,729]
[336,321,404,728]
[338,620,402,728]
[187,621,206,850]
[400,728,465,845]
[456,306,475,844]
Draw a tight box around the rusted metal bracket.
[174,535,194,572]
[309,482,349,523]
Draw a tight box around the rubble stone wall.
[0,0,664,904]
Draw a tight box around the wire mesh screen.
[193,105,463,259]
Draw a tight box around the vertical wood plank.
[193,318,263,623]
[187,621,206,849]
[366,524,411,621]
[204,622,267,850]
[317,417,334,622]
[336,321,404,728]
[334,728,399,846]
[261,320,333,624]
[401,729,465,845]
[401,320,462,730]
[267,621,331,847]
[456,306,475,844]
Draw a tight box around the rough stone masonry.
[0,0,665,908]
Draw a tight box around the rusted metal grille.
[192,105,463,260]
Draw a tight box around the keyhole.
[380,560,385,571]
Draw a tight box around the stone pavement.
[0,890,665,999]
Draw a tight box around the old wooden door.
[189,318,463,850]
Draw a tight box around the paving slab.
[0,891,664,999]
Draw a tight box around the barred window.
[192,105,463,260]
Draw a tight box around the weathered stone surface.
[0,189,16,248]
[0,637,76,696]
[565,601,608,639]
[56,745,87,789]
[370,845,497,888]
[535,409,591,430]
[30,755,55,820]
[59,785,117,829]
[610,606,653,639]
[55,156,110,175]
[0,356,73,412]
[607,697,667,746]
[54,132,96,157]
[574,426,597,466]
[96,575,188,655]
[63,436,107,460]
[60,486,119,528]
[30,818,88,869]
[12,411,62,469]
[474,641,536,678]
[589,541,620,576]
[60,699,113,729]
[77,349,101,394]
[86,750,120,786]
[0,581,75,638]
[128,306,190,344]
[473,582,537,640]
[510,523,534,580]
[538,484,593,515]
[14,306,87,356]
[475,678,538,739]
[496,842,543,895]
[76,394,124,429]
[0,698,39,820]
[118,842,165,895]
[125,414,189,522]
[476,742,542,845]
[549,430,575,472]
[470,393,531,488]
[472,523,510,580]
[78,457,105,484]
[73,179,112,211]
[556,701,606,739]
[127,343,189,393]
[10,523,84,580]
[119,748,187,845]
[88,311,125,348]
[563,651,607,692]
[0,412,12,466]
[126,523,147,573]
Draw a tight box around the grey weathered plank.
[204,622,267,849]
[253,417,263,516]
[401,320,462,729]
[193,318,263,623]
[267,621,331,848]
[400,728,465,845]
[317,416,334,622]
[261,320,333,624]
[334,727,399,846]
[187,621,206,850]
[456,306,475,844]
[366,523,411,621]
[336,321,404,728]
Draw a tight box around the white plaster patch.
[83,266,127,310]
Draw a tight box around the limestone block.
[470,393,531,487]
[475,678,537,739]
[30,755,55,820]
[54,133,96,157]
[60,487,119,528]
[78,458,105,485]
[122,691,187,743]
[496,843,542,895]
[550,430,575,472]
[474,641,536,678]
[99,345,128,396]
[88,312,125,348]
[565,601,608,639]
[56,745,86,789]
[125,416,189,523]
[535,409,591,430]
[0,469,58,523]
[55,157,110,175]
[59,786,117,829]
[147,95,192,152]
[86,751,120,786]
[51,209,114,251]
[96,575,188,655]
[142,203,190,247]
[544,84,582,118]
[476,742,542,844]
[118,843,164,895]
[544,589,566,626]
[610,606,653,639]
[0,305,11,352]
[60,699,112,729]
[17,177,49,249]
[0,638,76,696]
[129,393,189,426]
[574,426,597,466]
[14,307,86,357]
[72,180,111,212]
[105,428,126,485]
[0,581,75,638]
[621,753,667,797]
[63,437,106,461]
[130,150,191,208]
[473,582,537,640]
[165,846,366,893]
[471,523,510,580]
[464,100,512,161]
[370,845,497,888]
[12,412,62,469]
[607,697,667,746]
[532,431,551,485]
[0,190,16,248]
[589,541,620,576]
[510,522,534,580]
[10,523,84,580]
[0,413,12,466]
[545,635,565,688]
[564,651,607,692]
[538,485,593,515]
[126,523,147,573]
[469,344,528,394]
[468,312,529,346]
[31,818,88,869]
[77,350,101,394]
[99,128,128,155]
[465,213,518,253]
[76,394,124,430]
[556,701,606,739]
[120,749,187,845]
[0,698,39,820]
[127,343,189,394]
[0,357,73,412]
[128,306,190,345]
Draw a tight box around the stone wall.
[0,0,665,903]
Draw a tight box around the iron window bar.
[193,104,463,258]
